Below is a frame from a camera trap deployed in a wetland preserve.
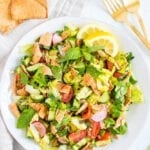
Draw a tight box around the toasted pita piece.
[32,42,42,64]
[9,102,20,118]
[0,0,20,34]
[36,0,47,9]
[11,0,48,20]
[39,32,52,47]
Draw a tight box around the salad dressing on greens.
[10,24,143,150]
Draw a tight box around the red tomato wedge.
[82,105,91,120]
[91,121,100,139]
[69,130,87,143]
[113,72,122,78]
[59,84,74,103]
[105,60,114,71]
[100,131,111,140]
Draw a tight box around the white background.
[0,0,150,150]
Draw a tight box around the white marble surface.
[0,0,150,150]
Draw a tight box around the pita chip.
[11,0,48,20]
[0,0,20,34]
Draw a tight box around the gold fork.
[122,0,148,39]
[103,0,150,49]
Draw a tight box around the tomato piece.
[59,84,74,103]
[91,121,100,139]
[87,128,92,137]
[113,72,122,78]
[69,130,87,143]
[82,105,91,120]
[105,60,114,71]
[15,73,24,89]
[100,131,111,140]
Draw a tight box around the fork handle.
[126,22,150,49]
[135,11,148,40]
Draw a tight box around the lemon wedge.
[77,24,120,57]
[77,23,111,40]
[85,35,119,57]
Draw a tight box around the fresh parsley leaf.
[56,116,71,129]
[21,44,33,56]
[17,108,35,128]
[51,66,62,80]
[64,25,69,31]
[86,65,101,78]
[57,128,68,137]
[31,68,48,87]
[61,47,82,62]
[104,117,115,128]
[126,52,134,62]
[129,76,137,84]
[74,62,85,75]
[45,95,60,109]
[110,102,122,118]
[110,123,128,135]
[86,46,104,53]
[20,71,28,85]
[82,51,93,61]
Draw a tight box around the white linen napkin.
[0,0,85,150]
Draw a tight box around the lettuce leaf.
[17,108,35,128]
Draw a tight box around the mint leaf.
[17,108,35,128]
[86,65,101,78]
[61,47,82,62]
[20,71,28,85]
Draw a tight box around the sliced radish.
[91,106,107,122]
[52,33,63,45]
[32,121,46,137]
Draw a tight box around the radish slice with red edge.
[32,121,46,137]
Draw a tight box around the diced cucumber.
[29,124,40,142]
[72,99,81,109]
[76,87,92,100]
[27,63,43,72]
[95,139,111,147]
[71,117,87,130]
[30,113,39,123]
[74,62,85,75]
[48,110,55,121]
[59,145,68,150]
[98,92,110,103]
[26,127,33,138]
[22,56,31,66]
[31,94,44,102]
[25,84,40,95]
[72,138,88,150]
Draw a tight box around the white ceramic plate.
[0,17,150,150]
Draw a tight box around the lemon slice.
[86,35,119,57]
[77,24,111,40]
[77,23,120,57]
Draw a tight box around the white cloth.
[0,0,150,150]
